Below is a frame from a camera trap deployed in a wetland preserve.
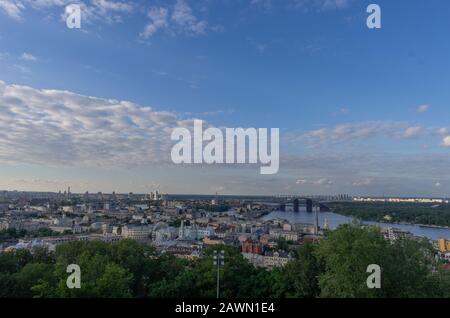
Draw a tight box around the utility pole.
[213,250,225,298]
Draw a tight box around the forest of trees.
[0,228,60,244]
[1,223,450,298]
[331,202,450,227]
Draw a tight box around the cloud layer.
[287,121,449,146]
[1,80,449,195]
[0,0,133,23]
[0,81,192,167]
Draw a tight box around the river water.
[262,209,450,241]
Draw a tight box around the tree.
[315,224,439,298]
[382,237,438,297]
[316,224,391,298]
[14,263,55,297]
[275,243,322,298]
[110,240,155,297]
[0,249,33,274]
[95,263,133,298]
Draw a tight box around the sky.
[0,0,450,196]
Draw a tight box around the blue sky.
[0,0,450,196]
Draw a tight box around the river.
[261,209,450,241]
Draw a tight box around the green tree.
[316,224,439,298]
[95,263,133,298]
[14,263,55,297]
[316,224,391,298]
[274,243,322,298]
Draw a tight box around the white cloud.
[20,52,38,61]
[442,136,450,147]
[141,7,169,39]
[252,0,352,11]
[1,0,134,24]
[172,0,207,34]
[0,0,25,20]
[314,178,334,186]
[417,104,430,113]
[294,178,334,186]
[402,126,424,139]
[60,0,133,24]
[0,81,198,167]
[352,178,373,187]
[437,128,449,136]
[293,122,428,145]
[435,182,441,187]
[92,0,132,12]
[291,0,352,11]
[12,64,31,73]
[141,0,207,39]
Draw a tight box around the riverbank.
[329,201,450,230]
[262,210,450,241]
[338,215,450,230]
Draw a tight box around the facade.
[269,229,299,242]
[438,239,450,252]
[242,251,291,269]
[121,225,152,240]
[179,221,215,240]
[263,251,291,268]
[153,227,178,242]
[241,239,263,254]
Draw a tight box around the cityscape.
[1,0,450,307]
[1,189,450,299]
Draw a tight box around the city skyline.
[1,0,450,196]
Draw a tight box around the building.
[242,250,291,269]
[178,221,215,240]
[382,227,411,241]
[203,237,225,246]
[153,227,178,242]
[438,238,450,252]
[241,239,263,254]
[121,225,152,240]
[269,229,299,242]
[263,251,291,268]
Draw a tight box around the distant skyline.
[1,0,450,196]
